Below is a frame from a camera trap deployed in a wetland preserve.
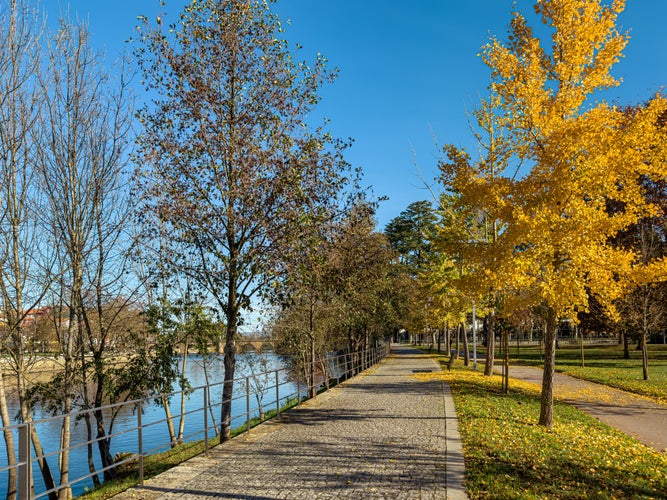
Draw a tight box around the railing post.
[245,376,251,434]
[138,401,144,485]
[309,357,314,397]
[275,370,280,419]
[18,423,31,500]
[306,359,310,399]
[204,387,209,453]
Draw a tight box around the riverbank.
[0,351,297,499]
[0,354,133,386]
[1,354,66,386]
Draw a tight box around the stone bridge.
[236,335,276,353]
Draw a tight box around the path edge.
[443,379,468,500]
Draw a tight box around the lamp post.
[472,304,478,370]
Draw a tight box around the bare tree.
[0,2,58,498]
[35,17,134,497]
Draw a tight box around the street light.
[472,304,478,370]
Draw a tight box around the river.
[0,351,295,498]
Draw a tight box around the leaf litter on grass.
[415,366,667,499]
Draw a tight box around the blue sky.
[48,0,667,230]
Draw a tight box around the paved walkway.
[114,346,468,499]
[507,365,667,453]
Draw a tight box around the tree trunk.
[320,358,330,391]
[89,350,115,480]
[444,322,451,354]
[161,394,178,446]
[462,322,470,366]
[58,401,72,499]
[82,414,100,488]
[15,345,57,500]
[538,307,558,427]
[0,369,17,500]
[202,363,219,435]
[623,330,630,359]
[641,289,650,380]
[502,330,509,394]
[177,346,188,444]
[20,403,57,500]
[454,323,460,360]
[94,409,115,480]
[221,333,237,442]
[484,311,496,376]
[579,326,585,369]
[78,343,98,487]
[57,271,83,500]
[221,289,239,442]
[308,300,316,398]
[640,331,649,381]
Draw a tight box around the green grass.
[79,398,300,499]
[505,343,667,402]
[419,354,667,499]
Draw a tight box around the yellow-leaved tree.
[476,0,667,427]
[436,92,517,378]
[424,193,480,366]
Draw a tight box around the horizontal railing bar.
[142,442,173,457]
[181,430,205,443]
[2,345,390,499]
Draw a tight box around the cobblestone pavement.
[114,345,467,499]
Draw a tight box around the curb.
[442,380,469,500]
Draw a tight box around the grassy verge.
[79,398,300,499]
[418,354,667,499]
[505,344,667,402]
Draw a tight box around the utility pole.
[472,304,478,370]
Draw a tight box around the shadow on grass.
[465,454,661,499]
[439,361,666,499]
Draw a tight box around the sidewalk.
[507,365,667,453]
[114,345,468,499]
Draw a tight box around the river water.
[0,352,295,498]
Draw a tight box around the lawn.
[503,343,667,402]
[419,355,667,499]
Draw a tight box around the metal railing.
[0,343,390,499]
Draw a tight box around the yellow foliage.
[434,0,667,322]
